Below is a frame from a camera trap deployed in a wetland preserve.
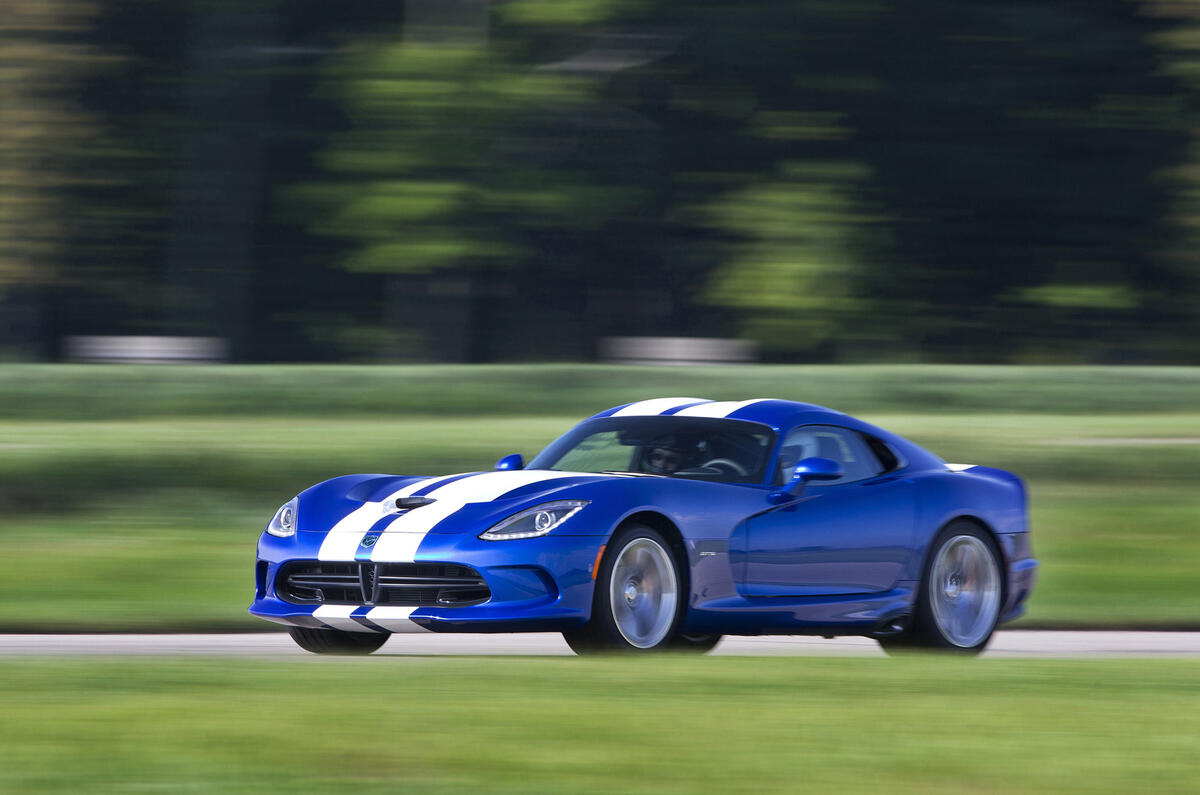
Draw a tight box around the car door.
[740,425,917,596]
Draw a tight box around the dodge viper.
[250,397,1037,654]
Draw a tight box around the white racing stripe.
[365,606,432,633]
[674,399,768,418]
[312,605,375,633]
[370,470,581,562]
[317,476,444,561]
[611,397,708,416]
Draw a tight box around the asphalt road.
[2,631,1199,658]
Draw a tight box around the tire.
[564,525,685,654]
[667,633,722,653]
[879,520,1003,655]
[288,626,390,655]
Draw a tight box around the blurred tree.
[0,0,99,355]
[161,3,277,357]
[704,161,877,358]
[8,0,1199,363]
[57,0,403,361]
[1147,0,1200,361]
[649,0,1191,362]
[47,0,190,348]
[851,1,1190,361]
[299,0,668,361]
[630,0,890,360]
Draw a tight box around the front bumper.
[249,529,605,634]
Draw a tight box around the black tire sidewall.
[667,633,721,653]
[288,626,390,655]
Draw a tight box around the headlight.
[480,500,588,541]
[267,497,298,537]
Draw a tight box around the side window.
[776,425,884,485]
[863,434,901,473]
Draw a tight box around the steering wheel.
[701,458,749,476]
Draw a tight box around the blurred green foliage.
[705,162,875,353]
[4,1,1200,361]
[3,363,1200,419]
[0,0,98,303]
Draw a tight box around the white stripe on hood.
[316,476,443,561]
[369,470,581,563]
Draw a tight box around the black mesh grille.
[276,561,490,607]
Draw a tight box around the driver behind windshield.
[643,438,688,475]
[527,415,775,483]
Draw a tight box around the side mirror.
[767,457,843,504]
[495,453,525,471]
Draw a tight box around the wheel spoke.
[608,536,678,649]
[928,534,1000,648]
[951,543,967,574]
[634,603,654,637]
[642,567,660,594]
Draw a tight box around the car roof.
[590,397,945,471]
[591,398,849,432]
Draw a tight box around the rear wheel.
[564,526,684,654]
[288,626,390,655]
[879,521,1002,655]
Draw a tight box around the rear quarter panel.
[910,465,1035,620]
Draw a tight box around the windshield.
[528,416,776,484]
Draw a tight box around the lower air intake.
[277,561,490,607]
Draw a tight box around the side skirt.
[680,584,917,637]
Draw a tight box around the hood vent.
[395,496,435,510]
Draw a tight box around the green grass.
[2,412,1197,509]
[2,363,1200,419]
[0,496,261,631]
[0,365,1197,630]
[0,414,1197,631]
[1,657,1198,792]
[0,416,572,510]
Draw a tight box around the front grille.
[277,561,490,607]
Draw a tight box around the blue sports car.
[250,398,1037,655]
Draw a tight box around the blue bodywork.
[250,399,1037,637]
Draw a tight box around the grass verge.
[3,363,1200,419]
[0,365,1197,631]
[1,414,1199,630]
[1,656,1198,793]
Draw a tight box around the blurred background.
[4,4,1200,790]
[1,0,1199,629]
[5,0,1200,365]
[3,0,1200,622]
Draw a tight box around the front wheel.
[288,626,390,655]
[879,521,1002,655]
[667,633,721,653]
[564,526,685,654]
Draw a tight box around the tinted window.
[863,434,901,472]
[553,431,633,473]
[530,416,776,484]
[775,425,884,485]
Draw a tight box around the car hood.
[298,469,636,537]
